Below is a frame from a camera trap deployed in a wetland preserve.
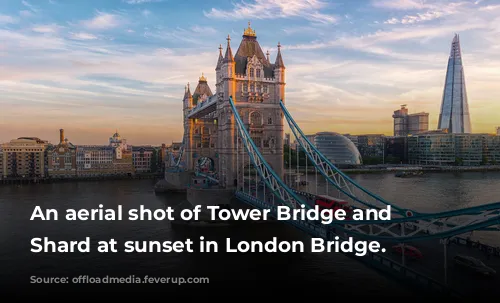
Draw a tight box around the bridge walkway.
[240,184,499,297]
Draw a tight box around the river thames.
[0,171,498,297]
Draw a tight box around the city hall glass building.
[313,132,362,167]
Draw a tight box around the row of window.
[242,83,268,93]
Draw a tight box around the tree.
[283,144,314,167]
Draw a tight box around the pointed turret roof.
[216,44,224,70]
[233,22,274,77]
[274,42,285,68]
[183,82,192,100]
[192,73,213,105]
[223,35,234,63]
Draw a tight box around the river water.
[0,171,498,297]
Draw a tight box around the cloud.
[381,2,468,25]
[21,1,39,12]
[479,4,500,11]
[82,12,123,30]
[190,25,216,35]
[0,15,18,24]
[2,0,500,143]
[142,9,151,17]
[69,32,98,40]
[283,19,487,61]
[372,0,432,10]
[32,24,63,33]
[204,0,337,24]
[384,10,444,24]
[20,10,34,17]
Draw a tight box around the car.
[453,255,496,277]
[391,244,423,260]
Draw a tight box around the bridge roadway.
[242,184,499,297]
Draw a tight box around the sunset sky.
[1,0,499,145]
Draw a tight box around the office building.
[385,136,408,164]
[284,133,291,146]
[357,134,385,159]
[407,133,499,166]
[392,105,429,136]
[437,34,472,133]
[482,134,500,164]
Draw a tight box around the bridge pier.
[186,187,235,220]
[154,170,193,193]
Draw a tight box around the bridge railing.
[235,191,461,298]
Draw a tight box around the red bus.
[314,195,353,220]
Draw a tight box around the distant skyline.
[1,0,500,145]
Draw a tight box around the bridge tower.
[216,22,285,188]
[184,74,218,171]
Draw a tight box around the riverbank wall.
[0,173,162,185]
[286,165,500,174]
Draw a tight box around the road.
[243,185,500,297]
[378,237,499,297]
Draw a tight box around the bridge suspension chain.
[280,100,409,216]
[229,96,307,209]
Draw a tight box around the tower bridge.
[163,25,500,297]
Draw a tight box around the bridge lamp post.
[440,238,449,284]
[401,223,406,266]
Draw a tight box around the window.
[249,68,254,77]
[250,84,254,92]
[268,117,272,125]
[250,112,262,126]
[256,84,261,92]
[256,69,261,77]
[243,84,247,92]
[263,85,268,93]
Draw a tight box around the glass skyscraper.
[437,34,472,134]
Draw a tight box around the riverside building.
[1,137,49,179]
[407,133,500,166]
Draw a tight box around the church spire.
[274,42,285,68]
[223,34,234,63]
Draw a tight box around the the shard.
[437,34,472,133]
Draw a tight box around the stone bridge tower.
[215,22,285,188]
[183,75,218,171]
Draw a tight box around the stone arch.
[197,156,215,172]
